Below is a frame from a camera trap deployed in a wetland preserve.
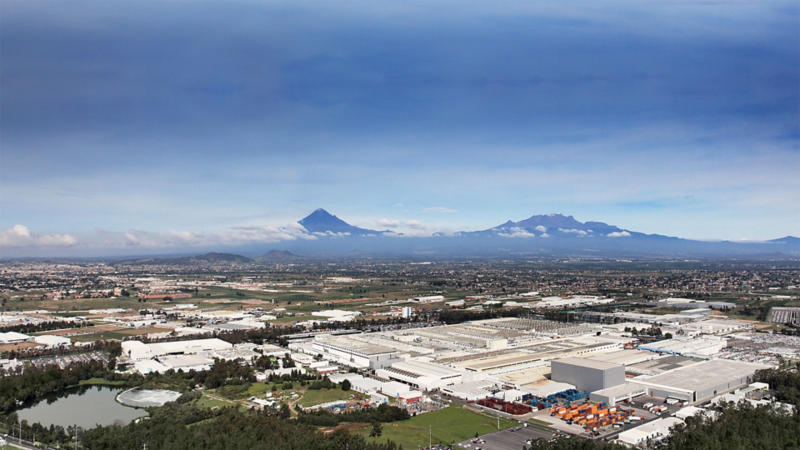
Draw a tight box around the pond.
[117,388,182,407]
[18,385,147,429]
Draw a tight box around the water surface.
[18,386,147,428]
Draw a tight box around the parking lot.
[30,351,108,369]
[457,425,558,450]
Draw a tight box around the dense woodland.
[79,404,404,450]
[296,403,410,427]
[754,367,800,406]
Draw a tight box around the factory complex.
[284,317,772,408]
[114,314,785,447]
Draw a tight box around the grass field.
[195,395,236,409]
[78,377,127,386]
[298,388,359,407]
[246,382,274,396]
[359,405,517,449]
[530,418,553,426]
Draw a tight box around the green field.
[195,395,236,409]
[78,377,127,387]
[359,405,517,449]
[298,388,359,407]
[246,382,274,396]
[529,418,553,426]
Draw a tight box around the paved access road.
[456,426,557,450]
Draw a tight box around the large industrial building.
[551,357,625,392]
[311,336,403,370]
[628,359,770,402]
[122,338,233,361]
[376,359,463,391]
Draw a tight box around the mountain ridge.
[279,209,800,258]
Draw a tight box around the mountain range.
[111,209,800,261]
[277,209,800,258]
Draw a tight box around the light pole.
[429,424,432,449]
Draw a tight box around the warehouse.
[441,380,496,401]
[519,380,576,398]
[260,343,289,358]
[311,336,402,370]
[550,357,625,392]
[587,349,656,366]
[33,335,71,347]
[379,381,412,397]
[638,336,726,357]
[677,319,752,336]
[628,359,771,402]
[0,331,31,344]
[414,295,444,304]
[626,355,700,376]
[161,354,214,372]
[589,383,647,405]
[122,338,233,361]
[617,417,684,446]
[350,376,384,394]
[376,359,462,391]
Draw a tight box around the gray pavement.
[457,426,558,450]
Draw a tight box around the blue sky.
[1,0,798,256]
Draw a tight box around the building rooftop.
[552,356,622,371]
[587,349,654,366]
[387,359,461,379]
[633,359,770,394]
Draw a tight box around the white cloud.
[541,232,550,238]
[377,218,399,228]
[558,228,588,236]
[535,225,547,233]
[120,222,319,248]
[0,225,77,248]
[423,206,457,213]
[405,220,427,230]
[607,231,631,237]
[311,231,350,238]
[498,227,536,238]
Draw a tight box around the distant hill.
[115,252,253,265]
[261,250,302,260]
[769,236,800,245]
[191,252,253,263]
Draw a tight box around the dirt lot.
[38,324,122,336]
[0,342,38,353]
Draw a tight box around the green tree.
[279,403,291,419]
[369,421,383,437]
[342,379,351,391]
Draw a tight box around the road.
[4,435,55,449]
[456,426,557,450]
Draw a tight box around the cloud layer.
[0,225,77,248]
